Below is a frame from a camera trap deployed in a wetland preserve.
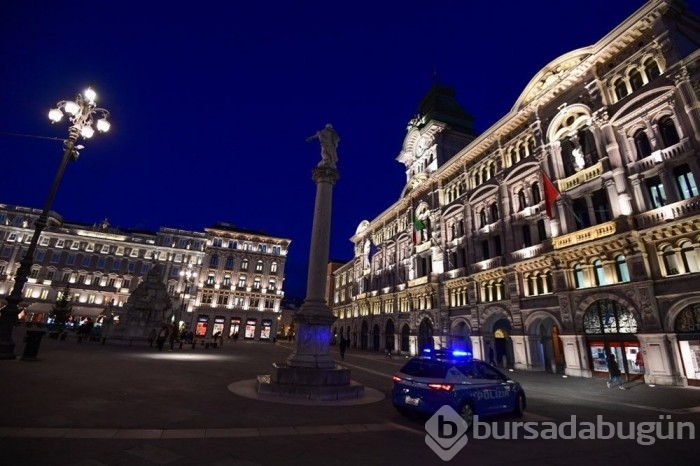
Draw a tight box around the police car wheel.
[513,393,525,417]
[394,406,412,417]
[459,403,474,430]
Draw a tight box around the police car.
[391,348,526,428]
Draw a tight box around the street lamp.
[0,87,110,359]
[178,266,197,328]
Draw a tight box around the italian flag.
[412,212,425,244]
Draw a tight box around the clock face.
[415,136,428,156]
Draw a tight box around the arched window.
[271,261,278,273]
[614,78,628,100]
[629,68,644,91]
[674,304,700,333]
[519,145,527,160]
[510,149,517,166]
[583,300,638,334]
[490,203,499,222]
[479,209,487,228]
[643,58,661,81]
[593,259,606,286]
[481,282,490,302]
[225,256,235,269]
[659,117,680,147]
[526,273,534,296]
[209,254,219,267]
[528,138,535,156]
[573,263,584,288]
[662,245,679,275]
[633,129,652,160]
[517,190,527,211]
[615,255,630,283]
[531,182,541,204]
[545,271,553,293]
[680,241,699,273]
[536,272,544,295]
[580,128,599,165]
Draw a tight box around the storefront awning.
[26,302,54,313]
[72,306,105,317]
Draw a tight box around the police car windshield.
[399,359,477,378]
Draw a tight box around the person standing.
[339,335,347,361]
[147,328,156,348]
[487,343,496,366]
[606,352,626,389]
[156,325,169,352]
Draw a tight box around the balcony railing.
[510,243,546,263]
[557,161,604,192]
[470,256,503,273]
[552,220,617,249]
[631,138,691,174]
[635,196,700,229]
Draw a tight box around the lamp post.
[178,266,197,329]
[0,88,110,359]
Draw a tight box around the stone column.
[636,333,687,386]
[286,164,340,369]
[559,334,592,378]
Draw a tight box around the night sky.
[1,0,671,299]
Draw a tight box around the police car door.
[466,361,511,415]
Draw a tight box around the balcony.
[631,138,691,174]
[552,220,617,250]
[635,196,700,229]
[415,241,431,253]
[470,256,503,274]
[557,161,604,192]
[511,203,543,223]
[408,276,428,287]
[510,243,548,263]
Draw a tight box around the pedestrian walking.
[606,352,626,389]
[487,343,496,366]
[385,339,392,359]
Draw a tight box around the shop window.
[593,259,606,286]
[643,58,661,81]
[659,117,680,147]
[615,255,630,282]
[583,300,638,334]
[633,130,652,160]
[674,164,699,200]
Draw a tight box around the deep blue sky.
[1,0,677,299]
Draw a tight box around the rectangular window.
[66,254,76,266]
[46,270,55,280]
[97,257,106,269]
[36,251,45,263]
[40,237,50,246]
[82,256,91,267]
[70,241,79,250]
[40,289,49,300]
[481,240,490,260]
[56,239,65,248]
[675,165,699,200]
[646,177,667,209]
[112,259,121,270]
[86,243,95,252]
[51,253,60,264]
[101,244,110,254]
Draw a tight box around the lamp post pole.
[0,88,110,359]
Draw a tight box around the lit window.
[594,259,606,286]
[615,255,630,283]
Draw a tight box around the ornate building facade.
[330,0,700,386]
[0,204,290,341]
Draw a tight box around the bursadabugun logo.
[425,408,696,461]
[424,406,468,461]
[471,414,695,446]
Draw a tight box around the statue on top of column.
[306,124,339,169]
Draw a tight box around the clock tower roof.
[416,82,476,136]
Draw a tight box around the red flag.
[542,171,560,218]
